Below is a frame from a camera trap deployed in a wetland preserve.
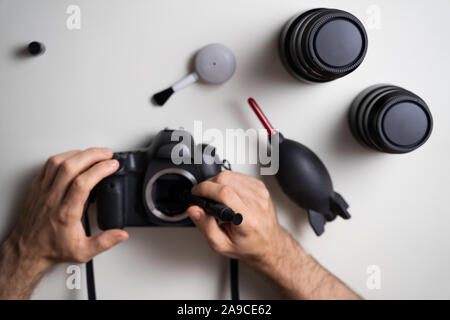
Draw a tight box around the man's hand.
[187,171,360,300]
[0,148,129,299]
[186,171,283,269]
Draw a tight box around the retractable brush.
[247,98,350,236]
[181,190,243,226]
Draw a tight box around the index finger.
[63,159,119,218]
[191,181,246,214]
[51,148,113,201]
[209,171,265,201]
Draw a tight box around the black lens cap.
[280,8,368,82]
[349,85,433,154]
[312,17,364,68]
[382,102,430,147]
[303,9,368,80]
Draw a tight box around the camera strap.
[221,160,239,300]
[83,203,97,300]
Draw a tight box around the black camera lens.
[151,173,194,217]
[280,8,368,82]
[349,85,433,153]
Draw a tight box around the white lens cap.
[195,43,236,84]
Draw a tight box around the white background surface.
[0,0,449,299]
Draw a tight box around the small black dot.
[27,41,45,55]
[109,183,115,189]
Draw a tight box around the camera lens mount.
[144,168,198,222]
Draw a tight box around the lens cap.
[311,17,364,68]
[382,102,430,146]
[349,85,433,153]
[280,8,368,82]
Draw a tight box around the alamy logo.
[66,5,81,30]
[366,265,381,290]
[170,121,280,175]
[66,265,81,290]
[366,5,382,30]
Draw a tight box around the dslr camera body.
[95,129,222,229]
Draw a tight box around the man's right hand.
[186,171,287,270]
[187,171,360,300]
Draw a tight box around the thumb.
[85,229,129,259]
[187,206,231,254]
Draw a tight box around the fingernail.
[108,159,119,167]
[118,232,129,241]
[102,148,113,156]
[190,210,202,221]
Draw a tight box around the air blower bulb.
[247,98,351,236]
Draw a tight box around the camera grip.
[97,175,125,230]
